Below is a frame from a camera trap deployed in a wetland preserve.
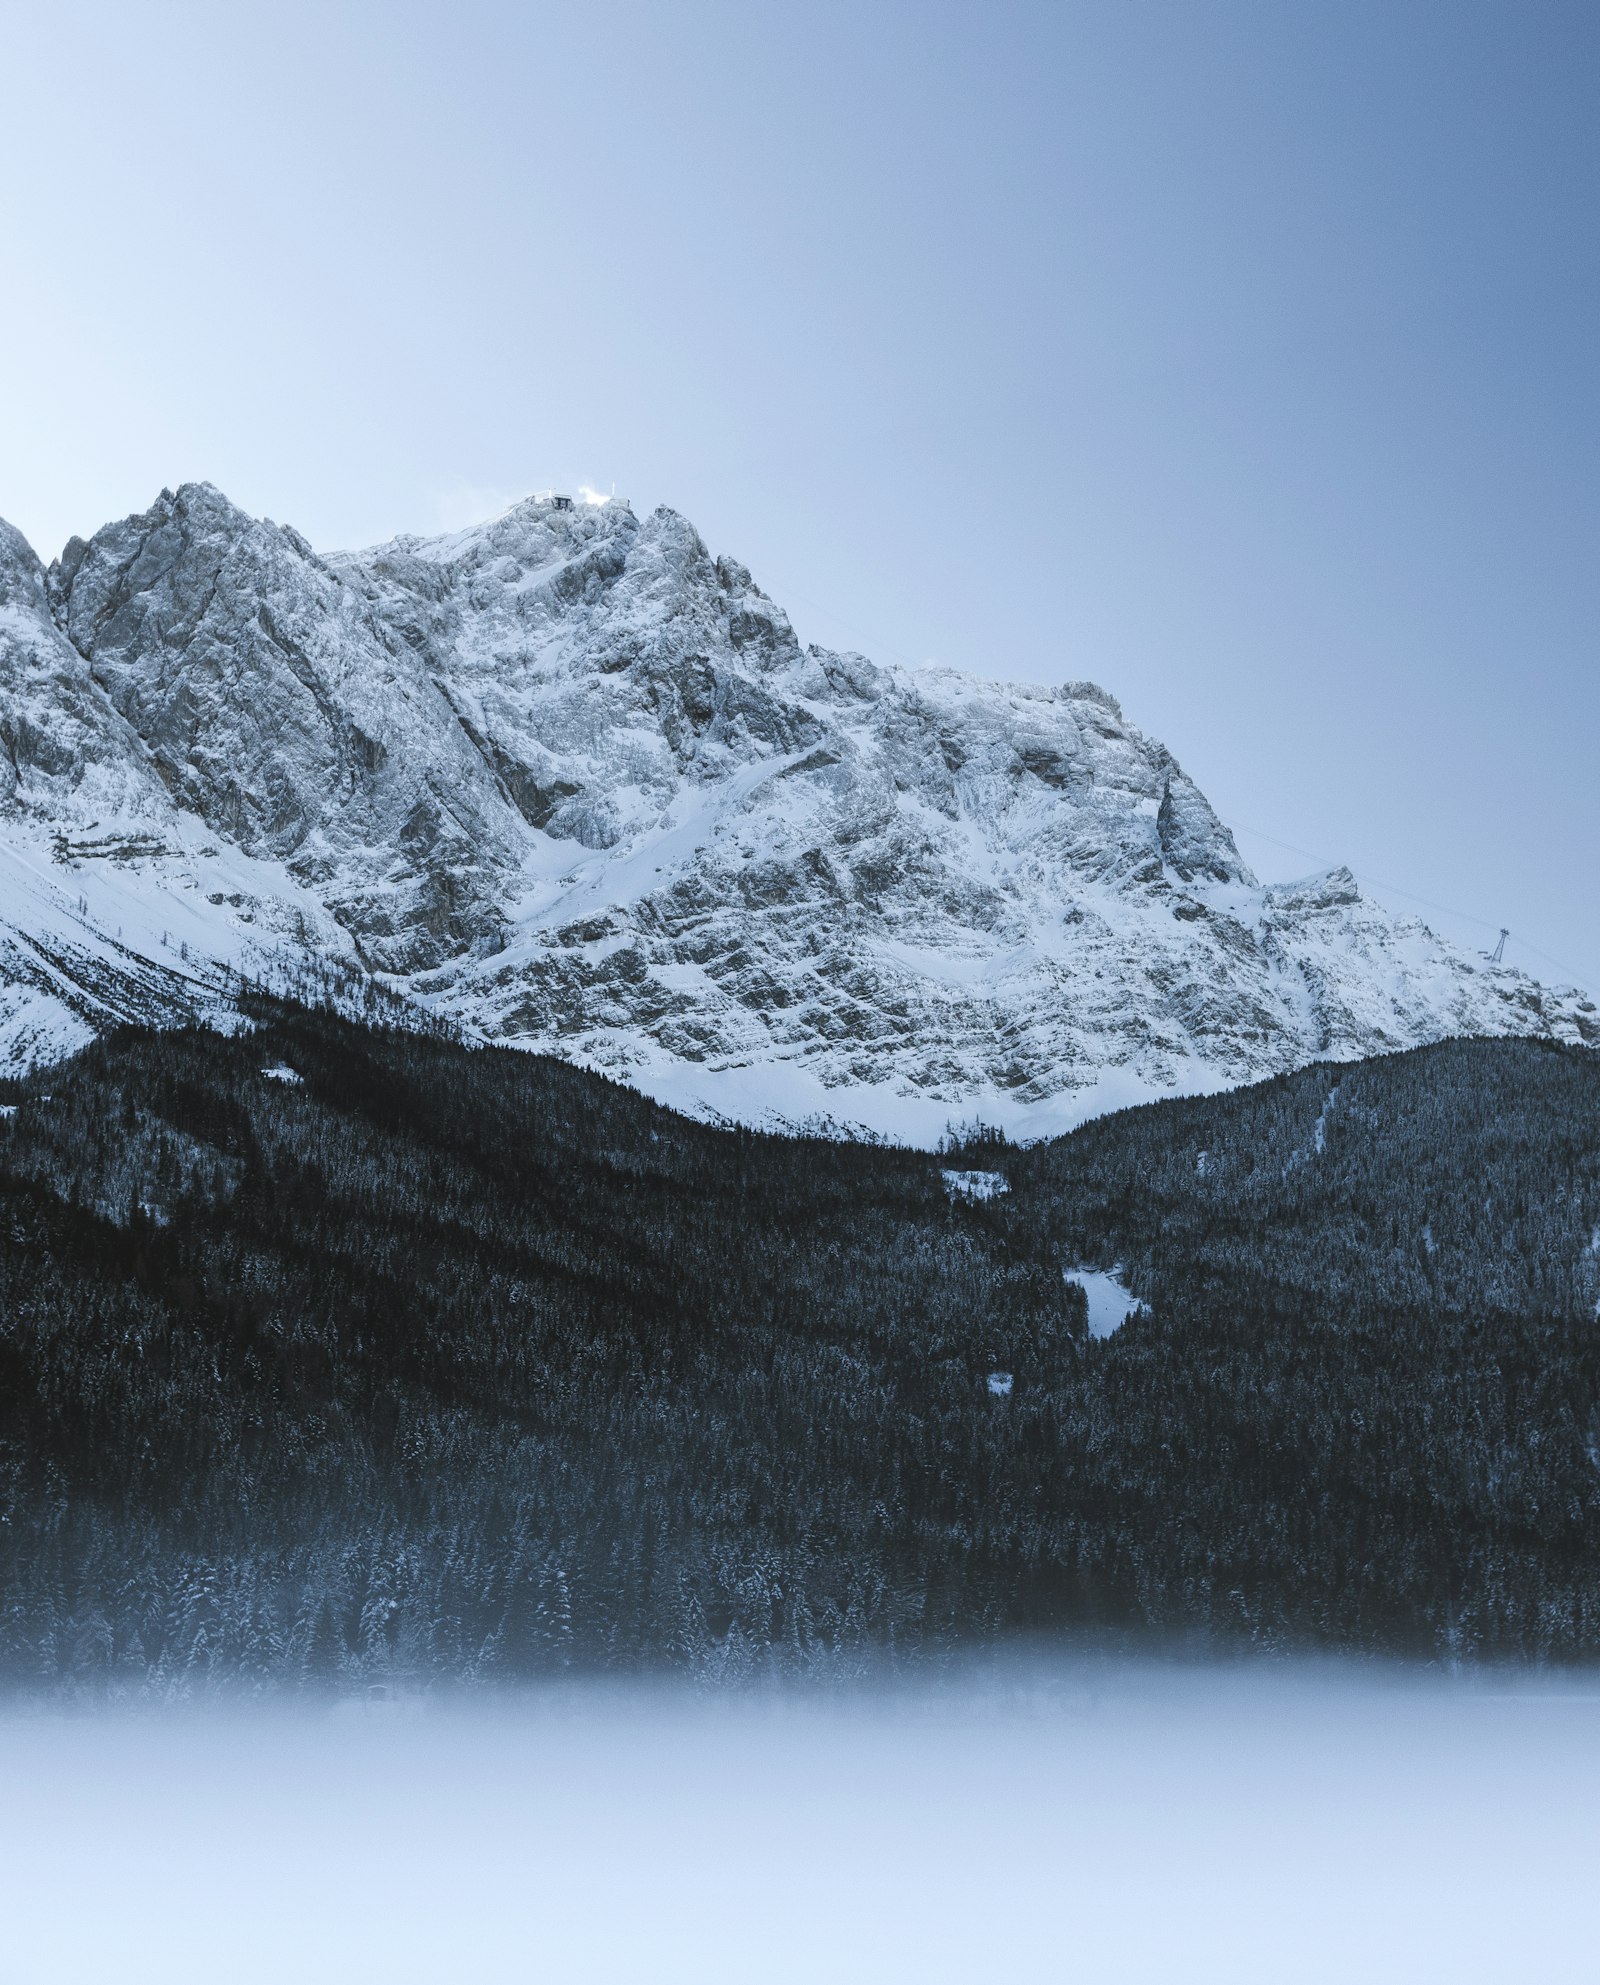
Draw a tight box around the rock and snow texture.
[1,481,1595,1134]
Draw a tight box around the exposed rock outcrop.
[0,483,1591,1136]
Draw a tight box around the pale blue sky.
[3,0,1595,990]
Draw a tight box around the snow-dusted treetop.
[0,482,1593,1138]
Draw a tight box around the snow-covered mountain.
[2,483,1593,1138]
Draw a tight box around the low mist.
[4,1656,1596,1983]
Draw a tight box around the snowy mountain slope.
[0,510,370,1071]
[2,482,1594,1133]
[50,485,528,971]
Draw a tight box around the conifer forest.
[2,1003,1597,1695]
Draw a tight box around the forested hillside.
[1,1008,1597,1694]
[998,1037,1600,1660]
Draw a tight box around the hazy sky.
[4,0,1595,990]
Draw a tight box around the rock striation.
[1,482,1593,1136]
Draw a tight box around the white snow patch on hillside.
[0,981,96,1077]
[1064,1266,1151,1339]
[0,822,359,1012]
[942,1169,1010,1201]
[559,1035,1243,1147]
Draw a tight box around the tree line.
[1,1005,1596,1696]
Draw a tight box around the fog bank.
[4,1660,1596,1983]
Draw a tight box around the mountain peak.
[0,482,1593,1128]
[0,516,46,609]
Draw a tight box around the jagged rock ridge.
[1,482,1593,1137]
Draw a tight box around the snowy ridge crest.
[0,481,1593,1138]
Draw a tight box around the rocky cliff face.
[1,483,1593,1136]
